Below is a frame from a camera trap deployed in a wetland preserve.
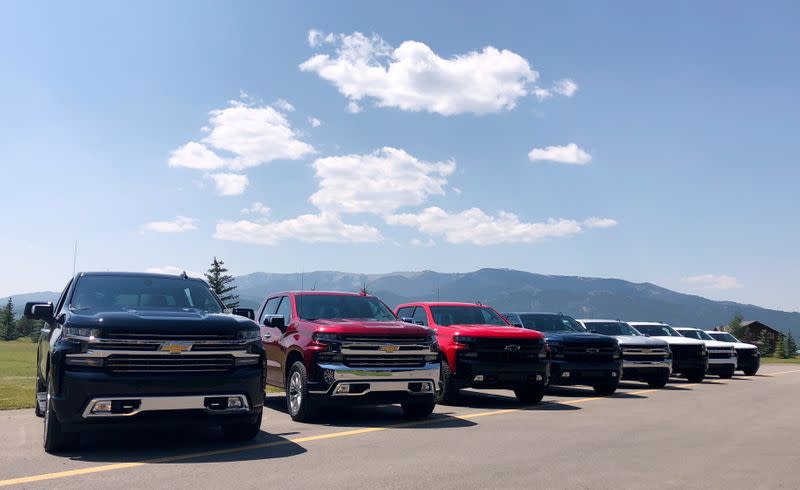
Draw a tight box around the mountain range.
[4,269,799,337]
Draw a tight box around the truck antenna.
[72,240,78,275]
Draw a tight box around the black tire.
[717,366,735,379]
[222,408,263,442]
[34,373,46,418]
[646,372,670,388]
[743,366,759,376]
[435,360,460,405]
[43,375,79,453]
[685,369,706,383]
[514,385,545,404]
[285,361,317,422]
[592,379,620,396]
[400,400,435,419]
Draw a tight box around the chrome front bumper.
[81,394,250,418]
[623,359,672,370]
[310,362,441,396]
[708,355,737,366]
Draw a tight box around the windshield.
[583,321,642,336]
[430,306,508,326]
[634,324,682,337]
[519,314,586,333]
[679,329,714,341]
[70,275,223,313]
[709,332,739,342]
[296,294,396,321]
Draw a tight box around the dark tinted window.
[430,306,507,326]
[70,275,222,313]
[396,307,414,319]
[260,297,280,323]
[412,306,428,326]
[583,321,641,336]
[709,332,738,342]
[634,324,682,337]
[519,314,585,333]
[275,296,292,322]
[296,294,396,321]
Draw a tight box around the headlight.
[613,348,622,359]
[313,333,339,343]
[62,327,100,340]
[454,335,477,344]
[238,329,260,341]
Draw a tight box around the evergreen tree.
[28,320,43,343]
[774,333,787,359]
[205,257,239,309]
[785,331,797,359]
[728,312,748,341]
[757,330,774,356]
[0,297,17,341]
[16,316,33,337]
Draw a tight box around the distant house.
[714,320,781,344]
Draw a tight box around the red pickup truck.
[258,291,440,421]
[395,302,549,404]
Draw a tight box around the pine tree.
[774,333,787,359]
[16,316,32,337]
[205,257,239,309]
[757,330,774,356]
[0,297,17,341]
[728,312,748,341]
[785,331,797,359]
[28,320,43,343]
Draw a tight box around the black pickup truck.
[504,312,623,395]
[25,272,265,452]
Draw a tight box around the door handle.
[262,332,272,340]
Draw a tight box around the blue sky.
[1,1,798,312]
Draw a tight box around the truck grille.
[461,338,544,362]
[670,344,706,362]
[88,339,249,352]
[105,332,237,341]
[344,355,428,368]
[563,345,617,361]
[708,350,734,359]
[335,335,434,368]
[105,354,235,374]
[622,346,670,362]
[736,348,757,360]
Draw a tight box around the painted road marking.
[0,375,787,487]
[765,368,800,376]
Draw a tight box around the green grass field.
[761,356,800,364]
[0,341,37,410]
[0,341,282,410]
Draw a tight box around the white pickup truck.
[675,328,738,378]
[706,331,760,376]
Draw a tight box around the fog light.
[611,372,618,378]
[561,371,571,378]
[535,374,543,382]
[227,396,244,409]
[92,400,112,413]
[473,375,484,382]
[421,382,433,392]
[335,384,350,394]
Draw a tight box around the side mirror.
[231,307,255,320]
[400,317,415,324]
[512,323,523,328]
[24,302,53,321]
[264,315,287,331]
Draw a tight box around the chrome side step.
[36,393,46,414]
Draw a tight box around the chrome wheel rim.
[288,372,303,414]
[43,386,50,443]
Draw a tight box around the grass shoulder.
[761,356,800,364]
[0,341,37,410]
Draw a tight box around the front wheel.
[400,400,435,419]
[435,360,460,405]
[222,408,263,442]
[592,379,620,396]
[646,372,670,388]
[514,385,545,404]
[685,369,706,383]
[717,366,735,379]
[743,365,760,376]
[286,362,317,422]
[43,375,79,453]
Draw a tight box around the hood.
[647,336,705,346]
[702,340,736,350]
[612,335,669,348]
[304,318,433,337]
[436,324,545,340]
[545,332,618,347]
[65,309,257,335]
[729,342,758,350]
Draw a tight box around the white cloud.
[145,266,204,278]
[240,202,271,217]
[681,274,743,290]
[300,31,542,116]
[386,207,616,245]
[583,217,618,229]
[553,78,578,96]
[528,143,592,165]
[307,29,335,47]
[168,98,314,171]
[310,147,455,215]
[209,173,249,196]
[273,98,295,112]
[309,116,322,127]
[141,216,198,233]
[346,101,362,113]
[214,212,382,245]
[410,238,435,247]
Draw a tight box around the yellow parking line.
[766,368,800,376]
[0,384,697,487]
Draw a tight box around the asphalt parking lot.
[1,364,798,489]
